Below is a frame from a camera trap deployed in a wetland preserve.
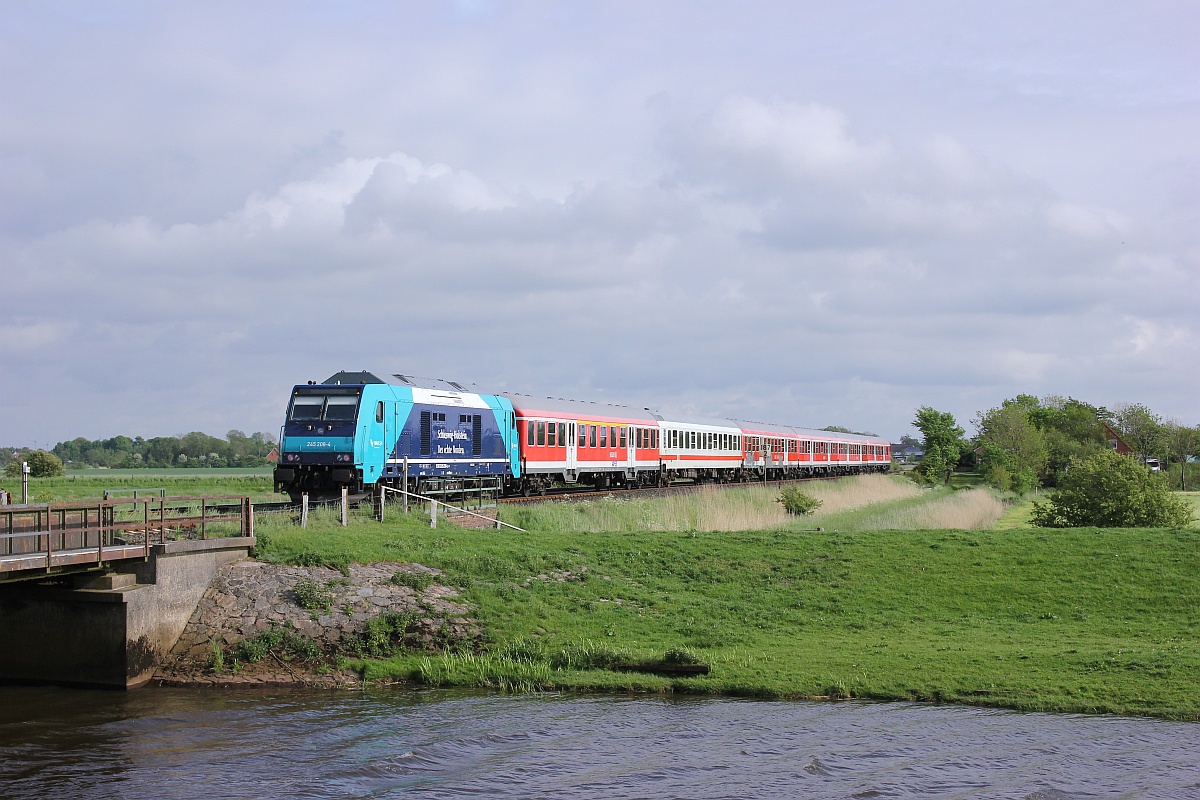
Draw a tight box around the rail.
[377,485,526,532]
[0,495,254,579]
[102,487,167,501]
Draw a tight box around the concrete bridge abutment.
[0,537,254,688]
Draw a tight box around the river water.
[1,687,1197,799]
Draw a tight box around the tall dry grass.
[805,474,923,516]
[849,487,1007,530]
[503,474,924,533]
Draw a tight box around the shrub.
[233,626,322,664]
[1030,449,1194,528]
[3,450,64,478]
[548,640,631,670]
[345,611,418,658]
[777,485,822,516]
[662,645,703,666]
[289,551,351,574]
[391,570,435,592]
[293,578,335,611]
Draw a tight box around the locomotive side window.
[376,402,385,423]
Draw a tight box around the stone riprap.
[155,559,475,687]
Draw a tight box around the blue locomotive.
[273,371,520,501]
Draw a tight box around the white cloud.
[1045,202,1125,240]
[0,322,73,354]
[0,3,1196,444]
[705,98,888,177]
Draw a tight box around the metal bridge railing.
[0,495,253,578]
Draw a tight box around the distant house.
[1100,422,1133,455]
[267,448,279,464]
[891,443,924,464]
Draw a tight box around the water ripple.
[0,688,1196,799]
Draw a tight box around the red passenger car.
[504,396,662,493]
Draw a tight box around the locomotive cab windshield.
[287,389,362,422]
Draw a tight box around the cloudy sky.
[2,1,1196,447]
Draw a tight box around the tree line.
[911,396,1196,527]
[2,430,278,477]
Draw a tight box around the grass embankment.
[253,496,1200,720]
[500,475,1008,533]
[0,471,276,503]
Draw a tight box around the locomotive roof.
[322,371,483,393]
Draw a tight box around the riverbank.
[238,498,1200,720]
[154,560,479,688]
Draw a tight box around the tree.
[1024,396,1110,486]
[1030,449,1193,528]
[5,450,64,478]
[1113,403,1165,463]
[913,406,964,484]
[1162,419,1200,491]
[973,401,1049,493]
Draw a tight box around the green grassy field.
[0,471,277,503]
[1180,493,1200,527]
[252,493,1200,720]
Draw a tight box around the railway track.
[240,472,873,515]
[497,473,849,505]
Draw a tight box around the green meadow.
[251,478,1200,720]
[1,470,276,503]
